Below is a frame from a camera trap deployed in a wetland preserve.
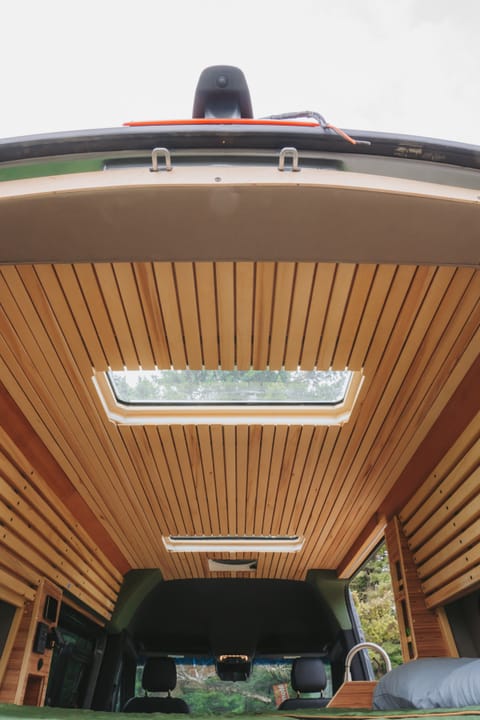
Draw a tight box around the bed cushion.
[430,658,480,708]
[373,657,478,709]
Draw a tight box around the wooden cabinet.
[13,579,63,707]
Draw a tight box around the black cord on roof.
[263,111,371,145]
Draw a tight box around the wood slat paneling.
[114,263,156,370]
[300,264,336,369]
[154,263,188,368]
[235,263,255,371]
[133,262,171,369]
[299,265,431,569]
[397,411,480,608]
[0,260,478,586]
[71,264,124,370]
[268,263,296,370]
[174,264,203,370]
[0,268,143,562]
[332,264,377,371]
[215,263,235,371]
[252,263,275,369]
[316,263,356,370]
[283,263,316,371]
[402,424,480,533]
[330,270,480,565]
[0,434,121,619]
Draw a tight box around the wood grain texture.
[394,406,480,608]
[0,261,477,586]
[328,681,377,709]
[385,517,455,661]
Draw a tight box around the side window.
[445,590,480,657]
[0,597,22,689]
[45,604,102,708]
[350,542,402,677]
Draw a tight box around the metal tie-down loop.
[150,147,173,172]
[278,147,300,172]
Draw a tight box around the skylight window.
[109,369,350,405]
[93,368,363,426]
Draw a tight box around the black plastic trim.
[0,125,479,171]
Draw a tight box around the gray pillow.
[373,658,477,710]
[429,659,480,708]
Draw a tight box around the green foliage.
[350,544,403,676]
[137,660,293,715]
[177,661,291,714]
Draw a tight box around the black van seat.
[123,657,190,713]
[278,657,329,710]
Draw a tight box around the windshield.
[136,657,332,714]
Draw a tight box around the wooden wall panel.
[399,411,480,608]
[0,428,121,619]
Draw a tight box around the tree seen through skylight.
[109,369,351,405]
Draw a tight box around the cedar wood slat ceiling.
[0,261,478,581]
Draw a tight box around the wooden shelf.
[328,681,377,709]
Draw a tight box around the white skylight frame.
[162,535,305,553]
[92,369,363,426]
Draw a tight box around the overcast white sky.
[1,0,479,144]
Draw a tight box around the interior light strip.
[162,535,304,553]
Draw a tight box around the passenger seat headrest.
[291,658,327,693]
[142,657,177,693]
